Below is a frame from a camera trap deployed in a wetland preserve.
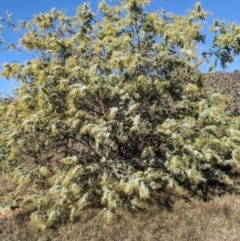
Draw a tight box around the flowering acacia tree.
[1,0,240,228]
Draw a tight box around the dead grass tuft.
[0,173,15,194]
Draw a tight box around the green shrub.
[1,0,240,228]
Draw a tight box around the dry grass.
[0,173,15,194]
[1,192,240,241]
[57,195,240,241]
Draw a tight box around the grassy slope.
[1,180,240,241]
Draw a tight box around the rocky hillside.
[203,70,240,115]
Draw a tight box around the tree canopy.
[1,0,240,228]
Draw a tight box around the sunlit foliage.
[1,0,240,228]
